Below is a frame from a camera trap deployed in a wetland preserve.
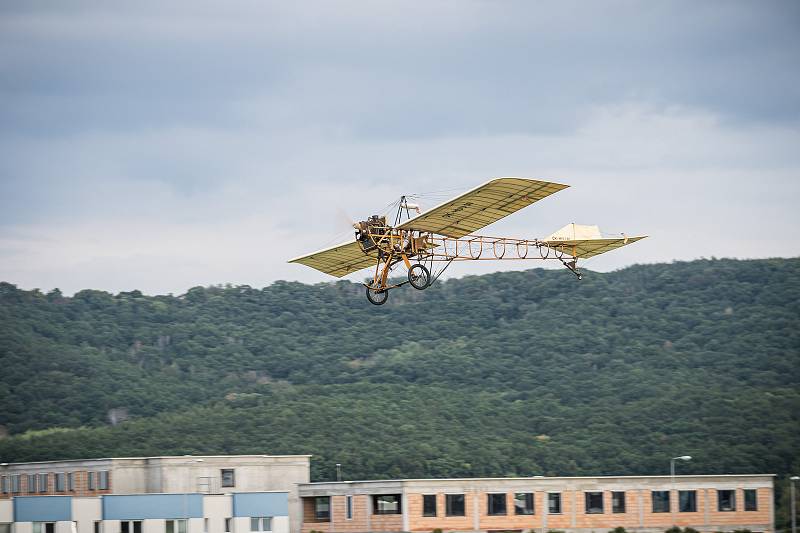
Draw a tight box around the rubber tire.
[366,286,389,305]
[408,264,431,290]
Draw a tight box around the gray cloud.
[1,1,799,294]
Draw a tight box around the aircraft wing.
[288,240,377,278]
[543,236,648,259]
[396,177,569,238]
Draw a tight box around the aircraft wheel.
[366,286,389,305]
[408,264,431,290]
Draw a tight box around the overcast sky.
[1,1,799,295]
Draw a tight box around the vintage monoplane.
[289,178,646,305]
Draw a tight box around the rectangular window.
[585,492,604,514]
[88,471,96,490]
[346,495,353,520]
[94,521,102,533]
[679,490,697,513]
[165,521,187,533]
[33,524,56,533]
[1,524,11,533]
[98,471,109,490]
[514,493,534,515]
[67,472,74,491]
[0,476,7,494]
[718,490,736,512]
[373,494,402,515]
[28,474,37,493]
[612,492,625,513]
[488,493,507,516]
[225,518,232,533]
[11,475,21,493]
[120,521,142,533]
[548,493,562,514]
[315,496,330,520]
[221,469,235,488]
[250,518,271,532]
[446,494,466,517]
[652,491,670,513]
[744,489,757,511]
[55,473,66,492]
[38,473,48,493]
[423,495,437,517]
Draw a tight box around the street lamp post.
[670,456,692,525]
[790,476,799,533]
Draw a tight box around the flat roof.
[0,454,313,467]
[301,473,776,485]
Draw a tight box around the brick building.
[298,475,774,533]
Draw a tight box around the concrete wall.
[0,499,13,522]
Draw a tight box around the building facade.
[0,492,289,533]
[0,456,310,533]
[298,475,774,533]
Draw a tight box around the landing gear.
[365,284,389,305]
[408,264,431,290]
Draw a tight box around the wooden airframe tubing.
[468,239,482,259]
[493,240,506,258]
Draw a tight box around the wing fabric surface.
[397,177,569,238]
[288,240,376,278]
[544,236,648,259]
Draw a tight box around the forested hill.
[0,258,798,485]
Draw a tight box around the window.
[679,491,697,513]
[225,518,232,533]
[94,521,103,533]
[373,494,402,515]
[514,493,534,515]
[28,474,37,493]
[120,521,142,533]
[56,473,66,492]
[67,472,75,491]
[11,475,21,493]
[1,524,11,533]
[548,493,562,514]
[33,524,56,533]
[0,476,7,494]
[652,491,670,513]
[98,471,110,490]
[446,494,466,517]
[221,469,236,488]
[744,489,757,511]
[585,492,603,514]
[165,521,186,533]
[612,492,625,513]
[346,495,353,520]
[423,495,437,517]
[250,518,271,532]
[38,473,48,493]
[488,493,507,516]
[88,471,96,490]
[315,496,330,520]
[718,490,736,512]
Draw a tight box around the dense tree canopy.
[1,259,798,524]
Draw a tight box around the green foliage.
[0,258,797,491]
[610,527,628,533]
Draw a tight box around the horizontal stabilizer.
[543,223,647,259]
